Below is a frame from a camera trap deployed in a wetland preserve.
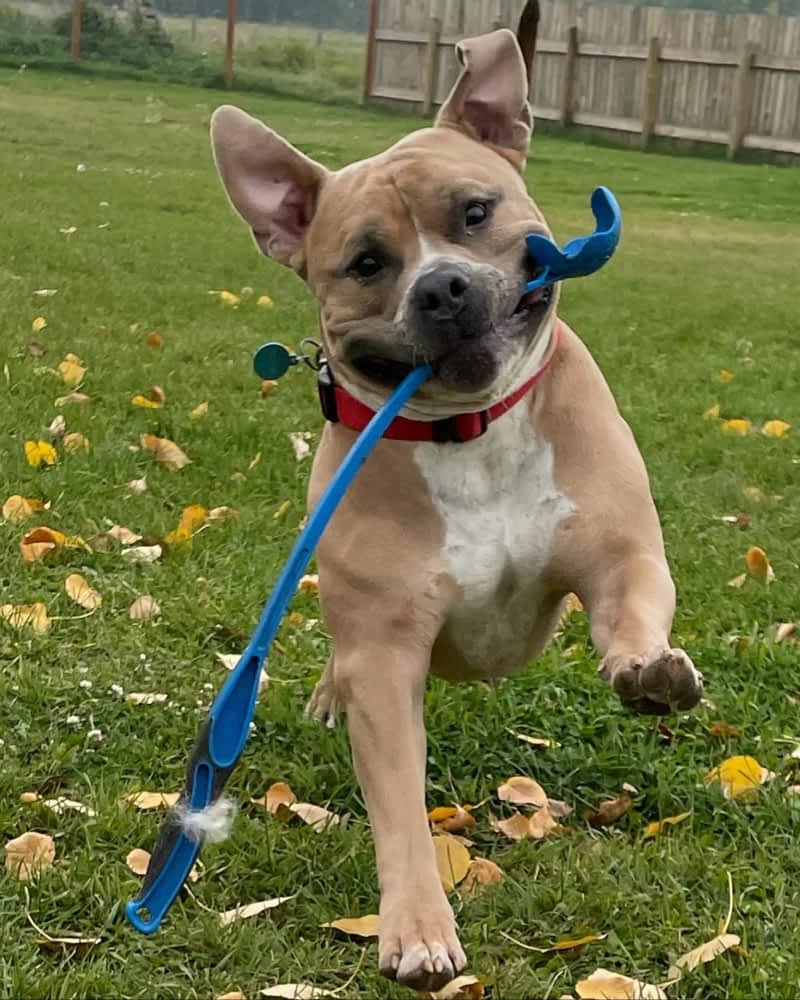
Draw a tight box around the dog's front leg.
[334,639,466,991]
[581,551,704,714]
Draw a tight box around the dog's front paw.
[379,890,467,991]
[599,647,703,715]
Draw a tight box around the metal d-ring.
[299,338,325,372]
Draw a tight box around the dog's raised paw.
[305,670,341,728]
[379,897,467,991]
[600,647,703,715]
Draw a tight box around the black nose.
[414,266,472,322]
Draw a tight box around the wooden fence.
[363,0,800,159]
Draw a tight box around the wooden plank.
[641,35,662,147]
[743,133,800,154]
[371,85,425,102]
[572,112,641,133]
[559,25,579,126]
[422,13,443,115]
[728,42,756,158]
[70,0,81,62]
[363,0,380,102]
[654,122,729,144]
[224,0,236,88]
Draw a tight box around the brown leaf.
[107,525,142,546]
[252,782,297,814]
[145,332,163,348]
[122,791,180,810]
[47,414,66,440]
[126,693,168,705]
[576,969,667,999]
[433,835,471,892]
[208,506,238,520]
[65,573,102,610]
[321,914,380,938]
[491,811,533,841]
[668,933,741,979]
[260,986,333,999]
[528,805,558,839]
[63,432,90,454]
[709,721,741,738]
[216,994,247,1000]
[428,805,476,834]
[1,603,51,634]
[461,857,504,895]
[57,355,86,387]
[126,476,148,495]
[126,847,199,881]
[3,495,45,524]
[547,798,574,818]
[121,545,162,564]
[746,545,774,582]
[129,595,161,621]
[219,896,294,927]
[584,794,632,828]
[55,392,91,407]
[776,623,796,643]
[497,775,548,808]
[430,976,484,1000]
[5,831,56,879]
[141,433,191,470]
[287,802,340,832]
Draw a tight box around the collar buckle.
[432,409,489,444]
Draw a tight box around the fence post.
[224,0,236,88]
[640,35,662,148]
[422,10,443,116]
[727,42,756,160]
[362,0,379,105]
[70,0,81,61]
[491,0,509,31]
[559,25,579,127]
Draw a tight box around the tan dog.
[210,21,704,992]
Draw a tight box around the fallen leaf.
[107,525,142,545]
[497,775,548,808]
[547,798,574,818]
[321,914,380,938]
[145,332,163,348]
[39,797,95,817]
[65,574,102,610]
[59,226,77,235]
[122,791,180,810]
[721,419,751,436]
[576,969,666,999]
[33,288,58,297]
[252,781,297,813]
[126,847,198,881]
[126,692,168,705]
[249,451,262,471]
[47,415,66,440]
[141,434,191,470]
[129,595,161,621]
[776,623,796,643]
[217,994,246,1000]
[704,755,773,799]
[718,369,734,383]
[746,545,774,582]
[762,419,790,438]
[669,932,740,979]
[551,934,607,953]
[433,835,471,892]
[260,986,333,999]
[219,896,294,926]
[3,495,45,524]
[461,857,504,895]
[34,932,101,957]
[126,477,148,495]
[709,722,741,738]
[727,573,747,589]
[121,544,163,564]
[57,355,86,387]
[289,433,311,461]
[430,976,484,1000]
[25,440,58,468]
[63,432,90,454]
[20,526,84,562]
[55,392,90,407]
[509,731,557,749]
[165,504,207,545]
[4,832,56,880]
[131,394,161,409]
[219,290,240,307]
[528,805,558,839]
[491,811,533,841]
[297,574,319,594]
[241,286,254,298]
[742,485,765,501]
[428,805,476,834]
[287,802,340,832]
[261,379,278,396]
[584,794,632,828]
[208,506,238,520]
[1,603,51,634]
[218,653,268,689]
[643,811,691,840]
[704,403,720,420]
[721,511,750,529]
[273,500,291,519]
[190,401,209,420]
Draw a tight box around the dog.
[209,9,704,991]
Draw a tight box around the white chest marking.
[414,403,574,675]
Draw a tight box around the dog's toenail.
[423,958,434,974]
[434,957,445,974]
[391,954,400,971]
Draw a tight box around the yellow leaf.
[727,573,747,588]
[190,401,209,420]
[25,440,58,468]
[20,526,72,562]
[208,506,238,520]
[55,392,91,407]
[32,316,47,333]
[497,775,548,808]
[428,805,476,834]
[273,500,291,520]
[165,505,207,545]
[718,369,734,383]
[668,932,741,980]
[145,331,163,348]
[776,623,796,643]
[430,976,484,1000]
[1,603,51,634]
[129,595,161,621]
[141,434,191,470]
[433,834,471,892]
[761,419,790,438]
[131,394,161,409]
[57,356,86,387]
[509,730,556,749]
[63,432,90,453]
[705,755,772,799]
[643,811,691,840]
[321,914,380,938]
[252,781,297,814]
[576,969,667,999]
[261,379,278,396]
[219,290,240,307]
[462,857,504,895]
[249,451,262,471]
[721,419,751,436]
[257,295,274,307]
[219,896,294,926]
[552,934,607,953]
[65,573,102,610]
[122,791,180,810]
[745,545,774,582]
[4,831,56,880]
[2,495,44,524]
[703,403,721,420]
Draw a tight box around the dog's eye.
[350,253,384,279]
[465,201,489,228]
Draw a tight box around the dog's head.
[211,28,556,415]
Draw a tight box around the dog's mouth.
[352,355,416,386]
[513,282,553,316]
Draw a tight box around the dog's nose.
[414,266,472,323]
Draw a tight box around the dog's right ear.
[210,105,328,272]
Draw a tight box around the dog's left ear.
[435,28,532,171]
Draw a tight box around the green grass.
[1,69,799,999]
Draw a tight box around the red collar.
[319,323,563,444]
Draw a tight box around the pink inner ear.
[463,98,512,145]
[245,175,310,259]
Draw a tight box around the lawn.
[1,68,799,1000]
